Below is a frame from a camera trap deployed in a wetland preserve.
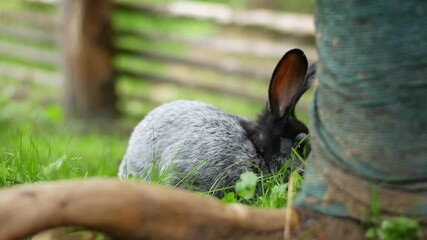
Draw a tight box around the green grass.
[2,2,423,240]
[363,187,423,240]
[0,81,126,187]
[121,137,306,207]
[0,0,311,190]
[0,0,312,185]
[0,78,306,206]
[0,0,313,237]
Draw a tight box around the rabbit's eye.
[294,142,303,152]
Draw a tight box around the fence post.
[60,0,117,119]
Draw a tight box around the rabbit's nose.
[294,133,310,157]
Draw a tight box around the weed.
[235,171,258,200]
[364,187,423,240]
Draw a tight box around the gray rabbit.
[119,49,315,196]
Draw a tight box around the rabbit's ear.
[268,49,308,119]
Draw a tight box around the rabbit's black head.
[241,49,314,173]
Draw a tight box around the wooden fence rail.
[0,10,56,30]
[0,63,60,86]
[0,24,57,45]
[0,42,58,67]
[116,47,270,81]
[117,69,265,102]
[114,1,314,36]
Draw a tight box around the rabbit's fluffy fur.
[119,49,314,195]
[119,100,282,191]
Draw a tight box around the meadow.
[0,0,313,208]
[0,75,308,210]
[2,2,425,240]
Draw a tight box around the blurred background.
[0,0,315,184]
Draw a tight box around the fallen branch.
[0,179,298,240]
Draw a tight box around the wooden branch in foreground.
[0,179,298,240]
[0,179,368,239]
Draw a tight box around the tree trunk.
[60,0,117,119]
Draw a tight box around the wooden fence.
[0,0,315,119]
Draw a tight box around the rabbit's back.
[119,100,262,190]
